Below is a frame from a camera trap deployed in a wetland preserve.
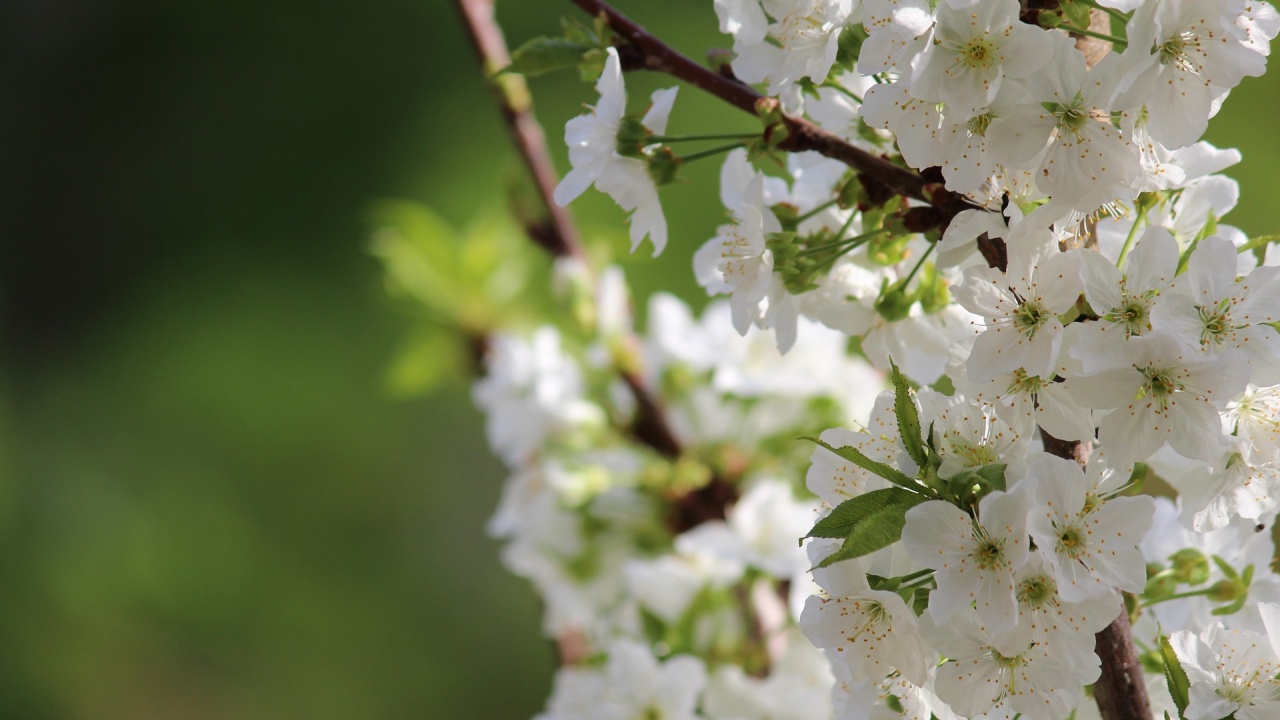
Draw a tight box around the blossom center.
[990,649,1029,670]
[1197,304,1238,347]
[958,37,998,70]
[1048,95,1090,135]
[1016,574,1057,608]
[1158,31,1203,74]
[1006,368,1043,397]
[967,112,993,137]
[1055,523,1087,559]
[971,530,1008,570]
[1137,366,1184,410]
[1104,292,1154,336]
[1012,299,1051,339]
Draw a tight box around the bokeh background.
[2,1,1278,717]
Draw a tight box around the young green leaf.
[806,487,927,539]
[801,436,920,491]
[813,492,927,568]
[501,37,593,78]
[1158,634,1190,719]
[889,359,928,470]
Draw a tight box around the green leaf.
[370,201,462,313]
[801,436,919,490]
[806,487,927,539]
[813,490,928,568]
[501,36,593,78]
[889,359,927,470]
[1158,634,1190,719]
[384,329,465,396]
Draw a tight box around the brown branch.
[455,0,737,532]
[570,0,979,229]
[1093,609,1154,720]
[456,0,587,261]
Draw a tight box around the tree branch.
[454,0,735,531]
[568,0,980,230]
[456,0,587,262]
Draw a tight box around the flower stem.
[1078,0,1131,26]
[1057,24,1128,49]
[1116,204,1148,268]
[792,227,891,257]
[1143,587,1217,607]
[900,241,936,287]
[677,142,746,164]
[829,81,863,104]
[794,198,841,224]
[650,132,760,143]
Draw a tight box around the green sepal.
[1060,0,1094,29]
[801,436,919,491]
[1158,634,1190,719]
[943,464,1007,508]
[647,148,680,186]
[809,489,929,568]
[501,36,593,78]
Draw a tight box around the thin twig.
[454,0,734,529]
[456,0,587,262]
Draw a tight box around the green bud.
[875,280,915,323]
[1170,548,1211,585]
[754,98,784,127]
[868,232,910,266]
[917,265,950,315]
[1208,576,1247,603]
[1144,571,1178,600]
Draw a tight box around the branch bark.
[456,0,587,262]
[568,0,980,230]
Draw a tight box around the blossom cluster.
[475,270,881,720]
[429,0,1280,718]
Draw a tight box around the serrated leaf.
[1158,635,1190,719]
[802,436,919,490]
[814,492,926,568]
[889,359,927,470]
[806,487,927,539]
[501,36,593,78]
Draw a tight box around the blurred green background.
[1,1,1277,717]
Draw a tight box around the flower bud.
[1169,548,1210,585]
